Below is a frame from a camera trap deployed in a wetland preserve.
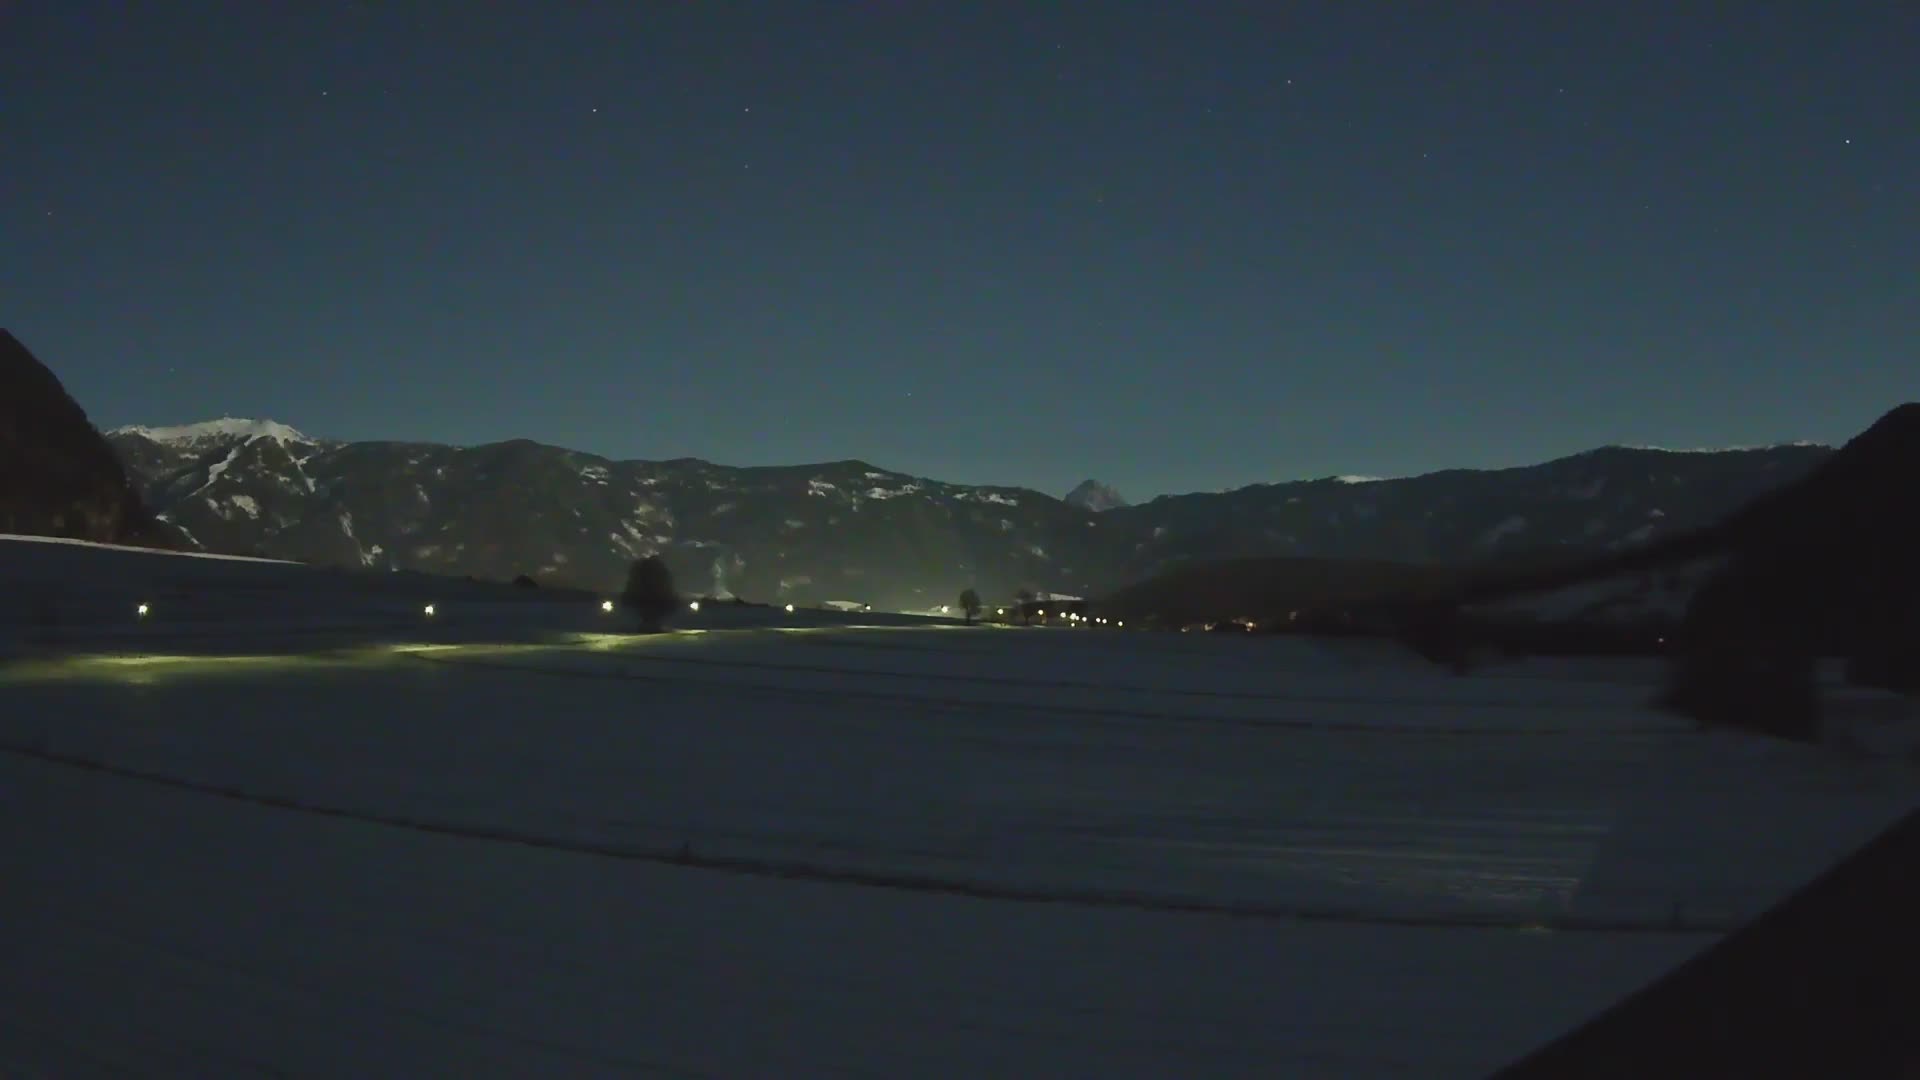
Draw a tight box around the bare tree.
[958,588,982,625]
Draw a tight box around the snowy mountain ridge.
[110,417,315,447]
[106,418,1837,606]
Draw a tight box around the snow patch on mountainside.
[191,446,243,495]
[1479,516,1529,547]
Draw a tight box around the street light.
[423,603,436,617]
[785,603,795,613]
[601,599,615,613]
[135,602,150,618]
[688,600,701,612]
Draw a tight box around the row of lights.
[420,598,803,618]
[132,598,804,621]
[1027,609,1123,628]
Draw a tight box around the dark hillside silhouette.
[0,329,169,546]
[1428,403,1920,741]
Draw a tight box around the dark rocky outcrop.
[0,329,168,546]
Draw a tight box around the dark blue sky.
[5,3,1915,498]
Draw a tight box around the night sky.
[5,3,1915,499]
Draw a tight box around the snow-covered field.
[3,535,1917,1076]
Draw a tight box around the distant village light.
[601,599,614,613]
[423,603,435,617]
[136,602,150,618]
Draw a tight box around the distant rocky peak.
[1064,479,1128,512]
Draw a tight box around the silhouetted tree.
[511,574,539,589]
[621,555,678,633]
[1015,587,1035,626]
[958,588,982,625]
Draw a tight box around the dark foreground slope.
[1494,804,1920,1078]
[0,330,168,546]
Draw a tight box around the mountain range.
[105,416,1834,609]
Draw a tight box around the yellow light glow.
[996,608,1005,616]
[423,603,436,616]
[688,600,701,612]
[601,599,615,613]
[135,603,150,617]
[785,603,795,613]
[1117,620,1124,627]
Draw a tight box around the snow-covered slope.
[1476,555,1729,625]
[2,533,1916,1075]
[0,532,954,660]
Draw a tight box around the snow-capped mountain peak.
[111,417,313,446]
[1064,479,1128,512]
